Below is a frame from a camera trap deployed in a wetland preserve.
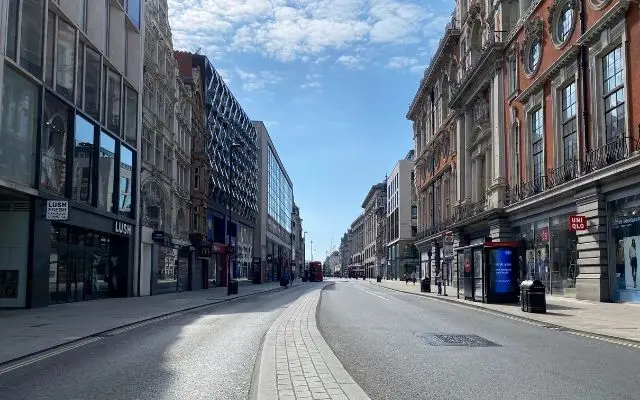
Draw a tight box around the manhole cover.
[419,334,499,347]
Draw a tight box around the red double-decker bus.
[309,261,323,282]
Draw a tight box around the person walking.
[403,273,408,285]
[411,271,416,285]
[436,269,443,295]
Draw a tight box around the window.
[0,66,39,186]
[106,70,122,135]
[45,12,55,86]
[20,0,45,78]
[411,205,417,218]
[73,115,95,204]
[127,0,141,28]
[41,93,71,195]
[98,132,116,212]
[76,44,84,106]
[155,135,163,169]
[58,0,87,31]
[6,0,19,60]
[142,128,152,163]
[531,108,544,178]
[561,82,577,161]
[529,39,541,72]
[558,2,574,43]
[602,46,625,142]
[119,145,133,217]
[194,167,200,190]
[124,87,138,147]
[164,147,172,178]
[193,208,200,232]
[84,47,101,121]
[513,124,521,183]
[508,55,517,94]
[56,19,76,102]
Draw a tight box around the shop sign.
[114,221,132,236]
[539,227,549,241]
[152,230,166,243]
[45,200,69,221]
[569,215,587,231]
[199,244,212,258]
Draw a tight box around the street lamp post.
[227,142,241,296]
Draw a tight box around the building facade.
[349,213,365,275]
[253,121,294,282]
[324,250,341,276]
[292,203,305,276]
[386,155,418,279]
[503,0,640,302]
[203,68,259,286]
[408,0,640,303]
[362,182,386,279]
[139,0,193,296]
[0,0,144,307]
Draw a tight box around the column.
[464,109,473,202]
[456,112,466,203]
[491,64,506,206]
[574,187,610,301]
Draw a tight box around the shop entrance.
[49,224,128,303]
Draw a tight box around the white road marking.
[359,288,390,300]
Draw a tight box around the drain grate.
[419,334,500,347]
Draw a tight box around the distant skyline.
[169,0,455,262]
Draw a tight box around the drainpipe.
[579,0,590,153]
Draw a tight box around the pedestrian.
[436,269,443,295]
[403,273,408,285]
[411,271,416,285]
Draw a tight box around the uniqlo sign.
[569,215,587,231]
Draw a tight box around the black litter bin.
[520,280,532,312]
[528,280,546,313]
[421,278,431,293]
[228,279,239,295]
[376,276,382,282]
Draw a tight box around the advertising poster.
[623,236,639,290]
[489,248,514,294]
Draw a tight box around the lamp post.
[227,141,241,296]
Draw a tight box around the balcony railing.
[415,197,487,241]
[506,136,639,205]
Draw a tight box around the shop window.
[602,46,625,142]
[119,145,134,217]
[73,115,95,204]
[105,69,122,135]
[20,0,45,78]
[56,19,76,102]
[0,66,39,186]
[611,199,640,301]
[98,131,116,212]
[41,93,71,195]
[84,47,101,121]
[124,87,138,147]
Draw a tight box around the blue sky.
[169,0,454,263]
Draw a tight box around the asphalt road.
[0,281,316,400]
[318,280,640,400]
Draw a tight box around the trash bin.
[528,280,546,313]
[421,278,431,293]
[228,279,239,295]
[376,275,382,282]
[520,280,532,312]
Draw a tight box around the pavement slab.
[258,287,370,400]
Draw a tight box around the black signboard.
[199,244,212,258]
[152,230,166,243]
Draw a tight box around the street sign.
[569,215,587,231]
[443,233,454,258]
[45,200,69,221]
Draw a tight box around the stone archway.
[141,180,167,231]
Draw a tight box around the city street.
[1,280,639,400]
[0,282,316,400]
[318,280,640,400]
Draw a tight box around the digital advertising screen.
[489,248,514,294]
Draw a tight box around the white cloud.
[169,0,451,64]
[235,68,282,91]
[336,55,367,70]
[386,56,424,74]
[301,81,322,89]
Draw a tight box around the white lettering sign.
[114,221,132,236]
[45,200,69,221]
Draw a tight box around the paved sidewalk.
[0,282,282,364]
[371,280,640,343]
[258,288,370,400]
